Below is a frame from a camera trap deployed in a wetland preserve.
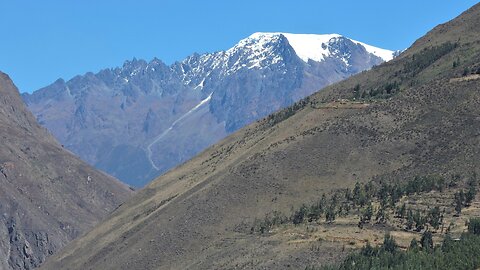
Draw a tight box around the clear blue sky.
[1,0,478,93]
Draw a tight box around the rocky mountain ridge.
[0,72,132,269]
[23,33,394,186]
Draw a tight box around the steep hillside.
[41,3,480,270]
[0,72,132,269]
[23,33,394,186]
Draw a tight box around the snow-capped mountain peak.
[234,32,395,63]
[176,32,395,86]
[25,31,397,186]
[279,33,343,62]
[230,32,284,52]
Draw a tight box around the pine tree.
[325,205,336,223]
[414,210,425,232]
[390,185,403,206]
[468,218,480,235]
[396,203,406,218]
[378,182,389,205]
[428,206,441,230]
[344,188,352,201]
[442,233,454,252]
[376,205,387,224]
[465,184,477,206]
[353,182,367,207]
[383,233,397,253]
[353,84,361,99]
[409,238,419,250]
[292,204,308,225]
[406,209,414,230]
[362,203,373,222]
[420,230,433,251]
[361,242,375,257]
[454,191,464,215]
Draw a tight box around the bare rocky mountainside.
[22,33,394,186]
[0,73,132,269]
[39,3,480,270]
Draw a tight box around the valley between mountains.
[37,3,480,270]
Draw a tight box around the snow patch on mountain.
[239,32,395,63]
[349,38,395,62]
[281,33,342,62]
[146,93,213,170]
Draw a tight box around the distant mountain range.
[23,32,395,186]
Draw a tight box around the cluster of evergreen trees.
[350,42,459,102]
[403,42,458,75]
[460,66,480,76]
[454,177,478,215]
[355,174,463,231]
[350,174,476,232]
[314,218,480,270]
[353,81,401,100]
[251,173,477,235]
[250,192,340,234]
[398,205,445,232]
[265,97,310,127]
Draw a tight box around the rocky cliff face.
[0,72,132,269]
[23,33,394,186]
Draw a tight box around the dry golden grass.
[41,3,480,270]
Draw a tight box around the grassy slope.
[42,3,480,270]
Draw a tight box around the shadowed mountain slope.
[0,72,132,269]
[41,3,480,269]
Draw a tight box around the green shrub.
[468,218,480,235]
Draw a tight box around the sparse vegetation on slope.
[315,224,480,270]
[246,172,479,269]
[40,3,480,270]
[251,173,477,236]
